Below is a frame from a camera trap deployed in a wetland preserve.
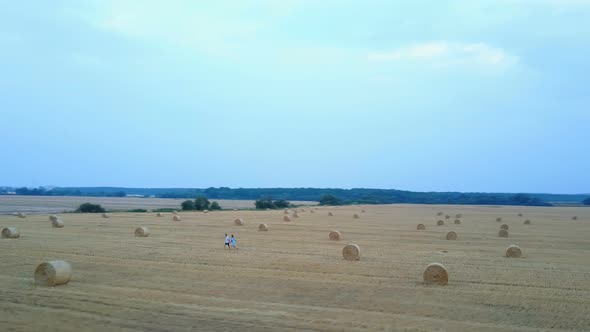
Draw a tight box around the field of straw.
[1,204,589,331]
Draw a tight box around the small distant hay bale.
[454,219,461,224]
[34,260,72,287]
[293,212,300,218]
[173,215,181,221]
[423,263,448,285]
[496,217,502,222]
[147,209,153,213]
[328,212,334,216]
[518,212,523,217]
[342,244,360,261]
[17,212,26,218]
[498,229,509,237]
[51,219,64,228]
[353,213,360,219]
[156,212,163,217]
[505,244,522,258]
[361,209,366,213]
[437,220,444,226]
[172,211,178,215]
[258,223,269,231]
[49,215,58,222]
[500,224,509,230]
[455,213,462,218]
[436,212,443,216]
[102,213,109,219]
[283,209,289,215]
[283,215,292,222]
[301,209,306,212]
[134,227,149,237]
[310,210,315,214]
[203,210,209,213]
[572,216,578,220]
[417,223,426,230]
[234,218,244,226]
[446,231,457,240]
[329,230,341,241]
[524,219,531,225]
[444,215,451,220]
[1,227,20,239]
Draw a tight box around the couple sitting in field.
[224,234,237,249]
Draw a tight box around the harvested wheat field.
[1,204,590,331]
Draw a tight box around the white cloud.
[368,41,518,67]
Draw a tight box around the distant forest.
[2,186,589,207]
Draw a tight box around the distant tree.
[274,199,290,208]
[194,196,210,211]
[583,197,590,205]
[255,197,274,209]
[210,201,221,210]
[113,191,126,197]
[319,194,343,206]
[76,203,106,213]
[181,200,195,211]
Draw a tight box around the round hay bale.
[446,231,457,240]
[417,223,426,230]
[500,224,509,230]
[361,209,366,213]
[454,219,461,224]
[17,212,26,218]
[173,215,181,221]
[498,229,509,237]
[444,215,451,220]
[49,215,58,222]
[436,212,443,216]
[283,209,289,215]
[258,223,269,231]
[310,210,315,214]
[134,227,149,237]
[234,218,244,226]
[283,215,292,222]
[329,230,341,241]
[437,220,444,226]
[328,212,334,216]
[293,212,300,218]
[51,219,64,228]
[353,213,360,219]
[524,219,531,225]
[496,217,502,222]
[1,227,20,239]
[34,260,71,287]
[203,210,209,213]
[156,212,163,217]
[172,211,178,215]
[455,214,462,218]
[102,213,109,219]
[423,263,448,285]
[342,244,360,261]
[572,216,578,220]
[505,245,522,258]
[518,212,523,217]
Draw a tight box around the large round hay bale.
[49,215,58,222]
[454,219,461,224]
[500,224,509,230]
[329,230,341,241]
[524,219,531,225]
[499,229,509,237]
[342,244,360,261]
[283,215,292,222]
[328,212,334,216]
[234,218,244,226]
[173,215,181,221]
[505,245,522,258]
[496,217,502,222]
[293,212,300,218]
[444,215,451,220]
[34,261,72,287]
[134,227,149,237]
[102,213,109,219]
[455,213,462,218]
[437,220,444,226]
[51,219,64,228]
[353,213,360,219]
[423,263,448,285]
[417,223,426,230]
[156,212,162,217]
[446,231,457,240]
[1,227,20,239]
[258,223,269,231]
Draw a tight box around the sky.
[1,0,589,193]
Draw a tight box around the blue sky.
[1,0,589,193]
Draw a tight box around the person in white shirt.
[224,233,231,249]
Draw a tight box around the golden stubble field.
[1,204,589,332]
